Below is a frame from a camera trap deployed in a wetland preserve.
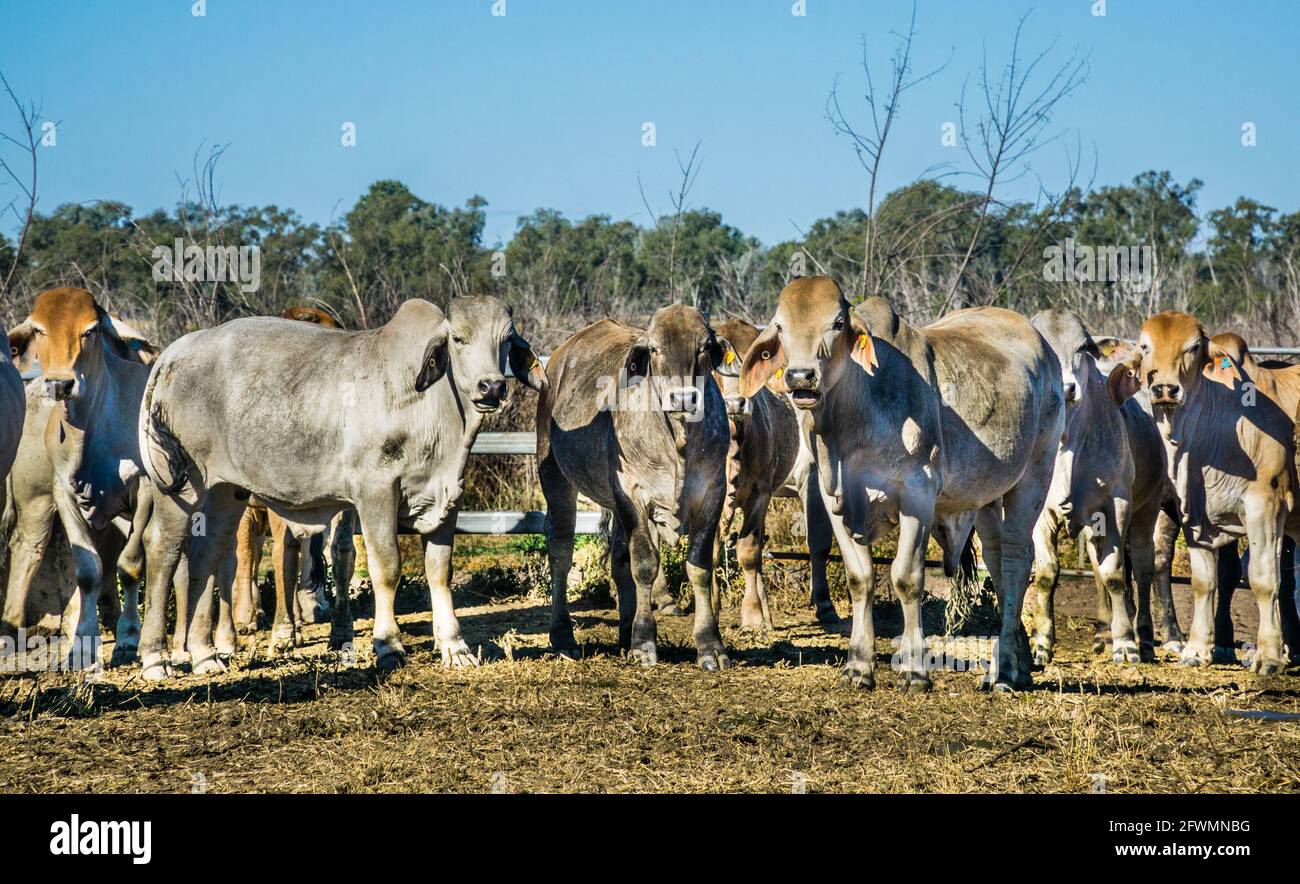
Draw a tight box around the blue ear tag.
[1220,357,1231,369]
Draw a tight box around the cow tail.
[138,361,190,495]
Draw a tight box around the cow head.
[739,276,874,410]
[623,304,725,418]
[1031,307,1139,409]
[709,318,755,419]
[8,287,158,400]
[1138,311,1210,410]
[442,295,546,413]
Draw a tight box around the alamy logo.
[1042,237,1153,293]
[50,815,151,865]
[151,238,261,293]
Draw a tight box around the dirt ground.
[1,550,1298,794]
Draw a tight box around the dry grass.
[1,547,1297,794]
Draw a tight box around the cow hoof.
[897,672,932,694]
[190,654,227,676]
[328,626,355,651]
[440,639,480,669]
[657,603,687,617]
[1160,639,1184,654]
[1179,645,1213,667]
[271,625,297,655]
[630,643,658,667]
[109,644,139,668]
[697,649,730,671]
[1249,655,1284,676]
[375,648,407,671]
[1139,642,1157,664]
[814,604,843,628]
[1112,642,1141,664]
[1032,647,1052,667]
[1091,637,1108,654]
[1211,645,1239,666]
[838,663,875,690]
[549,627,579,660]
[140,660,173,681]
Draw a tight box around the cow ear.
[8,322,36,372]
[848,314,877,375]
[714,336,741,378]
[739,325,783,398]
[102,314,162,364]
[507,332,547,393]
[1205,340,1241,387]
[1107,360,1141,406]
[623,342,650,387]
[416,323,450,392]
[1095,337,1123,359]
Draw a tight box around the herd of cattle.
[1,278,1298,692]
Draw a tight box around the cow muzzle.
[44,375,79,401]
[471,376,508,413]
[724,395,750,418]
[784,366,821,409]
[666,386,701,416]
[1062,381,1079,404]
[1150,382,1182,408]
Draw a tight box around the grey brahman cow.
[1138,311,1300,673]
[136,295,545,679]
[538,304,731,669]
[1029,308,1168,665]
[740,277,1063,691]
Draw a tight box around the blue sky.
[1,0,1297,247]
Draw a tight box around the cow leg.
[270,513,300,654]
[1152,506,1184,650]
[110,517,146,667]
[990,451,1053,691]
[328,510,357,653]
[183,487,246,675]
[892,503,933,693]
[820,487,876,689]
[736,492,772,635]
[1029,507,1061,665]
[0,502,55,652]
[170,556,189,660]
[424,513,477,668]
[625,526,660,666]
[801,474,840,626]
[1213,544,1242,664]
[1089,499,1139,664]
[1128,502,1160,663]
[52,485,105,670]
[1180,544,1217,666]
[1281,536,1300,665]
[609,521,637,653]
[232,507,268,635]
[652,568,681,616]
[539,457,579,658]
[356,503,405,669]
[139,492,189,680]
[214,541,238,657]
[1244,496,1286,675]
[687,517,728,671]
[94,526,126,634]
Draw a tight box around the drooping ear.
[8,321,36,373]
[714,335,741,378]
[1094,337,1123,359]
[1107,359,1142,406]
[102,314,163,364]
[415,322,450,392]
[739,325,783,398]
[1205,339,1242,387]
[848,314,877,375]
[506,331,548,393]
[622,341,651,387]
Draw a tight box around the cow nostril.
[1063,382,1077,401]
[786,367,817,388]
[476,378,506,399]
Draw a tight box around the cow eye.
[452,335,467,346]
[82,328,97,338]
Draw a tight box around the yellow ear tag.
[857,333,868,350]
[775,367,784,379]
[724,349,736,365]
